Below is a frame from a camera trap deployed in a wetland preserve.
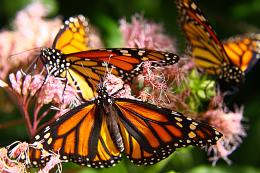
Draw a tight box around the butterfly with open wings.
[24,79,222,168]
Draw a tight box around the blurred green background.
[0,0,259,173]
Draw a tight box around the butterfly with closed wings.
[39,15,179,100]
[25,79,222,168]
[176,0,260,86]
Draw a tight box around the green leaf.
[78,162,127,173]
[187,165,260,173]
[42,0,58,16]
[93,14,123,47]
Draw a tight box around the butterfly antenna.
[7,47,42,61]
[24,54,41,75]
[8,47,42,74]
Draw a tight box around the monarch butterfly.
[39,15,179,100]
[26,81,222,168]
[176,0,260,85]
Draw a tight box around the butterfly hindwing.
[114,98,221,165]
[223,33,260,73]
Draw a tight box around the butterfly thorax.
[96,85,114,106]
[220,63,245,84]
[40,48,70,76]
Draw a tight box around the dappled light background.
[0,0,259,173]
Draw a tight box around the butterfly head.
[220,63,245,85]
[40,48,69,76]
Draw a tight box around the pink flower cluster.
[8,70,80,137]
[203,105,246,165]
[104,74,136,99]
[120,15,177,52]
[0,2,62,80]
[0,141,63,173]
[0,147,26,173]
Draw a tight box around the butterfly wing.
[176,0,244,84]
[114,98,222,165]
[52,15,89,54]
[176,0,230,74]
[29,101,122,168]
[61,48,179,100]
[223,33,260,73]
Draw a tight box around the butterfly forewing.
[176,0,245,84]
[60,48,179,100]
[52,15,89,54]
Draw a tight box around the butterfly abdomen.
[106,108,124,152]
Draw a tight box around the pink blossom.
[137,62,169,104]
[7,70,80,136]
[139,62,168,91]
[104,74,136,99]
[9,72,22,95]
[163,58,190,87]
[7,142,29,161]
[0,2,62,80]
[136,58,191,112]
[9,71,80,108]
[36,76,81,107]
[88,26,104,49]
[0,147,27,173]
[203,106,246,165]
[120,15,177,52]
